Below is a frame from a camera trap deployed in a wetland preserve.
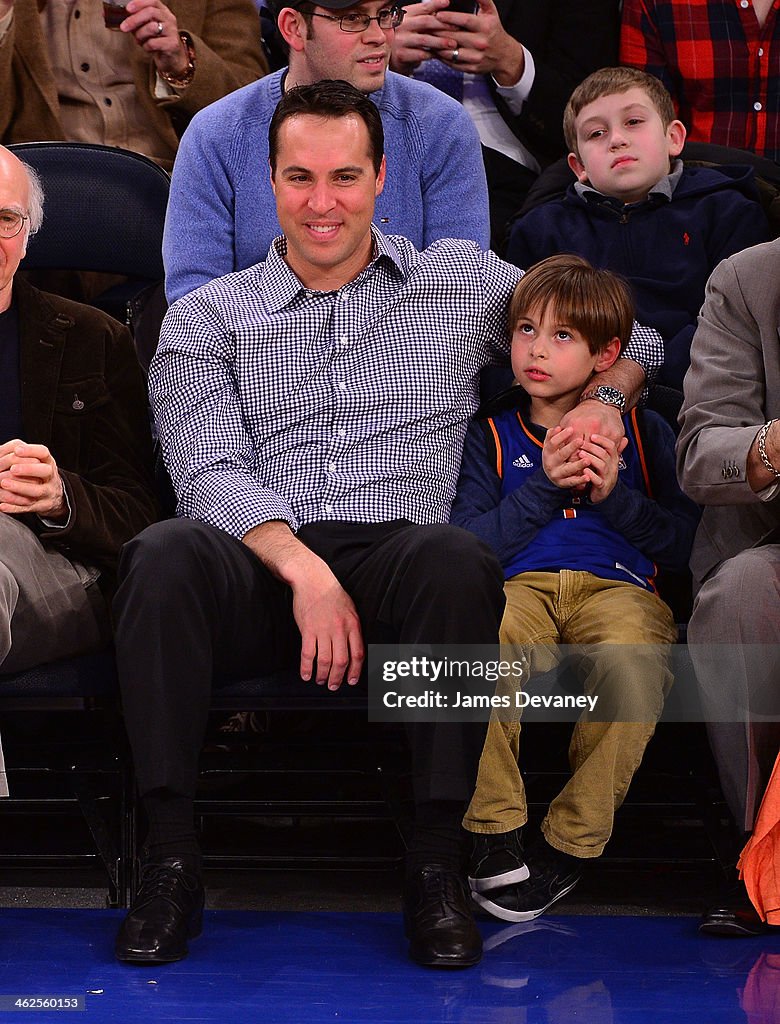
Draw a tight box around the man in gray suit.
[677,238,780,936]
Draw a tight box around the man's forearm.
[242,519,321,588]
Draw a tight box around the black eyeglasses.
[307,7,405,32]
[0,209,28,239]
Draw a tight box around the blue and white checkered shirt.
[151,230,661,539]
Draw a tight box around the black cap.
[267,0,369,16]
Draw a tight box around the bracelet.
[158,32,196,89]
[756,419,780,478]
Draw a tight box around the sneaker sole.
[471,875,580,923]
[469,864,530,893]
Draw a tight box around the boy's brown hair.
[509,254,634,356]
[563,66,677,158]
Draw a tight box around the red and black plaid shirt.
[620,0,780,161]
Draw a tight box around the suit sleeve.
[0,9,17,139]
[496,0,619,161]
[40,322,159,569]
[156,0,268,117]
[676,255,776,506]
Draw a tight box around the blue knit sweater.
[163,69,491,302]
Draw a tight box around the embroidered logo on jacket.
[512,454,534,469]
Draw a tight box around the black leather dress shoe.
[403,865,482,968]
[115,855,205,963]
[699,880,770,937]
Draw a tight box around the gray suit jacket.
[676,238,780,588]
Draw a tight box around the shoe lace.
[420,869,468,917]
[135,863,200,909]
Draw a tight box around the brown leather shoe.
[403,865,482,968]
[115,855,204,963]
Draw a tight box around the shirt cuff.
[38,486,72,530]
[492,45,535,114]
[757,481,780,502]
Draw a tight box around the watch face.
[588,386,626,412]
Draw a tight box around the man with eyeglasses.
[0,145,157,796]
[163,0,490,303]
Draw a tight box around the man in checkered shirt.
[113,80,661,969]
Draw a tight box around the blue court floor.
[1,908,779,1023]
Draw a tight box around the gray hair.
[21,160,44,237]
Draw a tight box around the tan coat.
[0,0,267,156]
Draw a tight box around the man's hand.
[559,400,627,449]
[290,560,364,691]
[579,434,620,504]
[389,0,457,75]
[121,0,191,80]
[242,521,364,690]
[434,0,525,85]
[0,440,67,520]
[542,426,589,490]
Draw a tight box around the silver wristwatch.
[581,385,627,414]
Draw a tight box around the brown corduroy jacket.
[0,0,267,159]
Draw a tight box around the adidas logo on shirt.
[512,454,534,469]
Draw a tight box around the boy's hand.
[579,434,622,504]
[542,426,589,490]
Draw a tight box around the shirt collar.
[259,225,406,312]
[574,158,684,207]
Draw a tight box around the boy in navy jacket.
[451,255,699,922]
[505,67,768,390]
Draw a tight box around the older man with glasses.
[163,0,490,303]
[0,145,158,797]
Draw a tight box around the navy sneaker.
[468,827,529,894]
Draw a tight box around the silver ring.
[452,47,459,63]
[155,20,164,36]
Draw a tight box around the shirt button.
[74,8,80,16]
[324,503,334,514]
[754,101,763,111]
[80,62,90,72]
[104,97,112,106]
[338,428,346,437]
[339,335,349,345]
[740,0,749,7]
[328,462,337,473]
[759,47,765,56]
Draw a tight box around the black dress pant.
[114,518,505,806]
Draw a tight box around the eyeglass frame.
[0,209,29,240]
[306,6,405,32]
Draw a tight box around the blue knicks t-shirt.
[488,405,657,591]
[0,302,23,444]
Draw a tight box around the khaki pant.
[463,571,677,857]
[0,514,109,797]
